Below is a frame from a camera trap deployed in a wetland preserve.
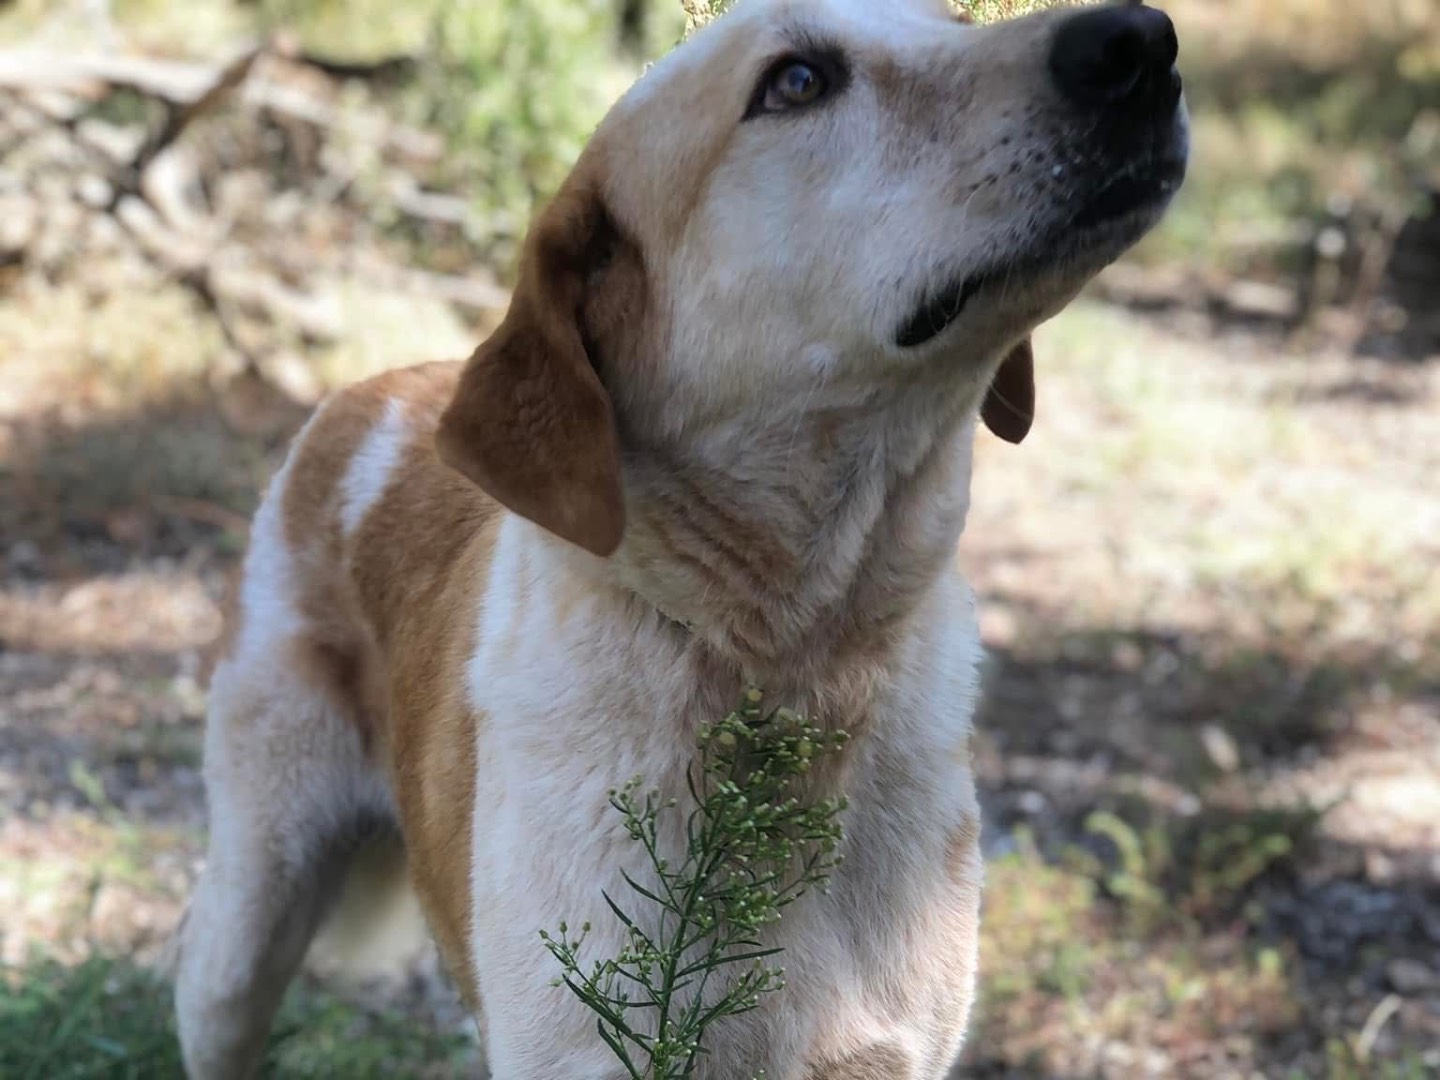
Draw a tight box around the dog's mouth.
[895,154,1186,349]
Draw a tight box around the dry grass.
[957,301,1439,1077]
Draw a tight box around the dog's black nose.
[1049,3,1179,108]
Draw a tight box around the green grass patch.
[0,952,474,1079]
[973,822,1306,1074]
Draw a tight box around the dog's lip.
[895,155,1187,350]
[1069,154,1186,230]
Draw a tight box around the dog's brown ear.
[981,337,1035,445]
[436,179,626,556]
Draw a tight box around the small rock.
[75,173,114,208]
[1365,848,1398,885]
[1388,958,1440,995]
[1016,790,1047,816]
[1111,639,1144,672]
[1201,723,1240,773]
[8,540,40,571]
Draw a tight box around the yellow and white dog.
[175,0,1187,1075]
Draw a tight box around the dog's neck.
[595,372,982,689]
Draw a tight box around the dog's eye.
[746,53,842,119]
[767,61,826,109]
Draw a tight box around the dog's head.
[438,0,1188,556]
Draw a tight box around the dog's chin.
[896,154,1186,350]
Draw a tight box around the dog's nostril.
[1049,4,1179,107]
[1094,26,1146,96]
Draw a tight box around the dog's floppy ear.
[981,337,1035,445]
[436,178,626,556]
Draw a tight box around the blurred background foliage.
[5,0,1433,293]
[1,0,1437,1077]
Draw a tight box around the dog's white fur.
[338,398,409,536]
[175,0,1185,1075]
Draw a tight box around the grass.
[994,302,1440,645]
[957,295,1439,1075]
[972,822,1306,1075]
[0,805,1339,1080]
[0,952,473,1079]
[955,0,1072,21]
[968,797,1428,1078]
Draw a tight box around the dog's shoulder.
[280,361,464,551]
[215,359,499,688]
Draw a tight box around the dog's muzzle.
[894,4,1190,350]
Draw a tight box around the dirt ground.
[2,283,1437,1076]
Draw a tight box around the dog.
[175,0,1186,1075]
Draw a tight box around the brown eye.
[765,61,826,110]
[743,48,847,120]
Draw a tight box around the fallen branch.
[209,265,346,341]
[287,50,418,87]
[0,50,215,102]
[378,267,509,313]
[392,183,475,231]
[0,48,442,164]
[113,194,270,379]
[1343,207,1408,352]
[130,45,261,179]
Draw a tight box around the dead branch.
[0,48,442,164]
[0,50,215,102]
[373,266,509,313]
[209,265,345,341]
[130,45,261,178]
[1344,208,1408,352]
[285,50,418,87]
[0,36,502,406]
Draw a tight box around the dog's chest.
[454,521,986,1077]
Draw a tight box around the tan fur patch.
[946,813,981,881]
[202,562,244,685]
[264,360,498,1001]
[350,429,499,1007]
[807,1043,913,1080]
[331,363,495,1001]
[271,364,462,747]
